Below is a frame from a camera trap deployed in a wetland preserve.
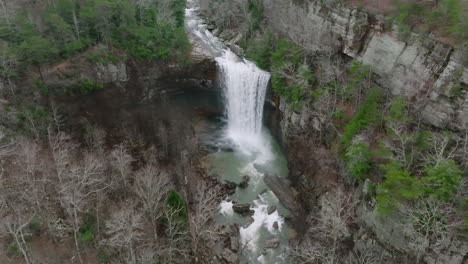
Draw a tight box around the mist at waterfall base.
[186,3,292,263]
[216,51,272,157]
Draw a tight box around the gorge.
[0,0,467,263]
[187,2,292,262]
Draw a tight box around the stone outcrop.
[262,0,467,129]
[238,175,250,189]
[221,248,238,263]
[43,47,217,102]
[264,175,300,213]
[264,237,280,249]
[253,1,468,262]
[95,62,128,84]
[357,198,468,264]
[267,205,276,215]
[232,203,253,215]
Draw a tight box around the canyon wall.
[261,1,468,263]
[262,0,467,130]
[199,0,467,262]
[43,46,217,102]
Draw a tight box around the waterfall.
[185,3,270,153]
[185,2,290,263]
[216,51,270,154]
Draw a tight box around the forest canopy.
[0,0,191,78]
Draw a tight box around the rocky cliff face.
[262,0,467,130]
[260,1,468,262]
[43,47,217,102]
[197,0,468,262]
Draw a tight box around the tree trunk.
[129,240,136,264]
[73,208,84,264]
[14,231,31,264]
[6,77,16,98]
[0,0,11,27]
[72,9,80,40]
[151,214,158,241]
[37,64,44,82]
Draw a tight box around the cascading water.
[216,51,271,154]
[185,1,292,263]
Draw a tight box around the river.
[185,2,292,263]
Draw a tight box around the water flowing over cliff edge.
[185,2,295,263]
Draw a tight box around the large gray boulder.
[264,175,299,212]
[95,62,128,83]
[232,203,253,216]
[230,236,239,252]
[238,175,250,189]
[221,248,238,263]
[264,237,280,249]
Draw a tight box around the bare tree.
[188,182,222,260]
[14,138,46,208]
[135,246,163,264]
[0,171,34,264]
[0,211,34,264]
[385,120,415,169]
[103,205,144,264]
[58,152,107,263]
[49,101,66,132]
[352,240,381,264]
[289,188,356,264]
[0,0,11,26]
[70,2,81,40]
[84,126,106,153]
[121,125,145,152]
[456,129,468,169]
[290,237,342,264]
[317,189,355,240]
[160,206,189,263]
[422,132,458,167]
[48,131,76,184]
[0,43,18,98]
[399,199,462,262]
[22,110,44,140]
[0,136,15,164]
[15,139,41,177]
[236,0,257,36]
[133,164,171,240]
[110,143,134,188]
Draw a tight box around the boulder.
[227,43,244,57]
[232,203,252,215]
[273,221,279,230]
[95,62,129,84]
[421,102,454,128]
[228,33,243,45]
[221,146,234,152]
[238,175,250,189]
[244,216,254,228]
[220,29,235,40]
[224,181,238,190]
[230,236,239,252]
[221,248,238,263]
[265,237,280,249]
[267,205,276,215]
[264,175,299,212]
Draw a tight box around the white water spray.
[216,51,271,154]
